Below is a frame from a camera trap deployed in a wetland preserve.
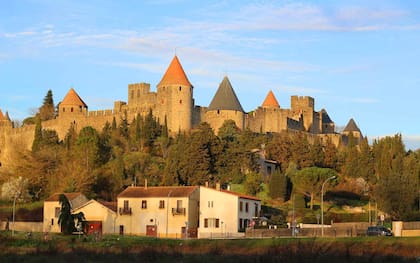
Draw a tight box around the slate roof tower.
[206,76,245,133]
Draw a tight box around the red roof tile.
[118,186,198,198]
[262,90,280,108]
[60,88,87,107]
[158,56,192,87]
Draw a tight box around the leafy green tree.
[244,172,262,196]
[323,137,338,169]
[373,135,419,220]
[309,136,325,167]
[75,126,101,172]
[291,167,337,209]
[269,168,287,201]
[38,90,55,121]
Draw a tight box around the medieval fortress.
[0,56,362,170]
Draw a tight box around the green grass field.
[1,231,419,263]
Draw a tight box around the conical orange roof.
[60,88,87,107]
[262,90,280,108]
[158,56,192,87]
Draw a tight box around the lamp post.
[321,175,336,237]
[12,190,22,238]
[166,190,172,238]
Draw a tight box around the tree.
[291,167,337,209]
[38,90,55,121]
[58,194,86,234]
[373,135,419,220]
[32,118,43,152]
[269,168,287,201]
[244,172,262,196]
[58,194,76,234]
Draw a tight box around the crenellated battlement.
[0,55,360,171]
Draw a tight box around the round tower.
[156,56,193,133]
[205,76,245,134]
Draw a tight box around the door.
[146,225,157,237]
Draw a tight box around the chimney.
[205,181,209,187]
[145,179,148,189]
[216,182,221,191]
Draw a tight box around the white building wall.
[116,196,197,238]
[72,201,117,234]
[43,201,62,233]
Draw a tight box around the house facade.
[43,192,89,233]
[116,186,200,238]
[72,200,117,234]
[198,186,261,238]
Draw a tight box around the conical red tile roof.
[60,88,87,107]
[262,90,280,108]
[158,56,192,87]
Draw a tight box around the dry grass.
[1,231,420,262]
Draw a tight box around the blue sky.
[1,0,419,150]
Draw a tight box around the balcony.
[119,207,132,215]
[171,207,186,215]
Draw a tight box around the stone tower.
[157,56,193,133]
[58,88,88,116]
[206,76,245,133]
[291,96,316,133]
[343,118,363,144]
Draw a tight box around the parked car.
[366,226,393,236]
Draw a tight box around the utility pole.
[321,175,336,237]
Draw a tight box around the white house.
[198,186,261,239]
[72,199,117,234]
[116,186,200,238]
[43,192,88,233]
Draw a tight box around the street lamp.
[12,191,21,238]
[166,190,172,238]
[321,175,336,237]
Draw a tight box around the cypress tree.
[32,118,43,152]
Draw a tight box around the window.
[51,218,54,226]
[245,202,249,213]
[208,201,213,208]
[54,207,61,217]
[142,200,147,209]
[204,218,219,228]
[240,201,243,212]
[124,200,129,210]
[159,200,165,209]
[239,218,243,229]
[71,107,74,112]
[179,100,182,104]
[131,90,134,99]
[179,86,182,91]
[63,108,65,112]
[177,200,183,209]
